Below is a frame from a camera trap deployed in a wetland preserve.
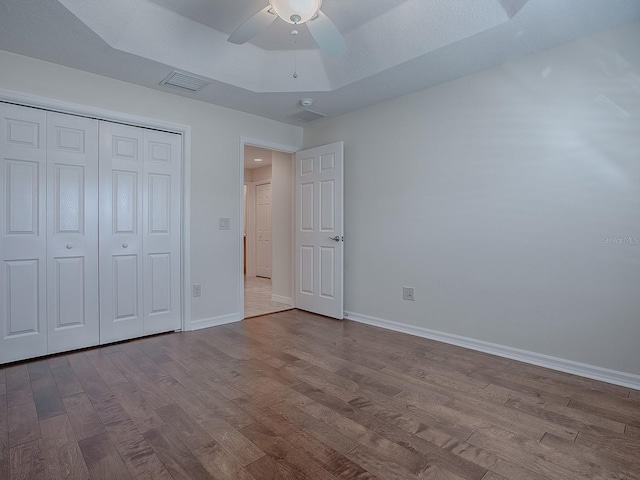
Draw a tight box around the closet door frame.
[0,88,193,332]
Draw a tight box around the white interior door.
[256,182,272,278]
[99,122,145,343]
[46,112,99,354]
[142,129,182,335]
[294,142,344,319]
[0,103,48,363]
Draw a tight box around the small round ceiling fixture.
[300,98,314,107]
[270,0,322,24]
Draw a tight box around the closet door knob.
[122,243,128,248]
[66,244,73,249]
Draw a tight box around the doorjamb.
[239,137,298,320]
[0,88,193,331]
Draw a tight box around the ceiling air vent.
[288,109,326,123]
[160,71,211,92]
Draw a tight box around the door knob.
[329,236,341,242]
[122,243,128,248]
[66,244,73,249]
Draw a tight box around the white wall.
[304,22,640,376]
[271,151,294,303]
[0,50,303,327]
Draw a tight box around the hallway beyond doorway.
[244,276,292,318]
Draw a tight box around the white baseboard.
[189,313,242,331]
[344,311,640,391]
[271,295,293,306]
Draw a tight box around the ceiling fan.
[228,0,346,56]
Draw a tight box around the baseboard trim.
[344,311,640,391]
[189,313,242,331]
[271,295,294,306]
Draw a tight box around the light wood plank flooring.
[245,276,292,318]
[1,309,639,479]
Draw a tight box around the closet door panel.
[0,104,48,363]
[46,112,99,354]
[99,122,144,343]
[4,259,40,333]
[113,254,139,319]
[143,130,181,335]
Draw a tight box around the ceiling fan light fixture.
[269,0,322,24]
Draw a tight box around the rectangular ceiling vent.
[160,71,211,92]
[288,109,326,123]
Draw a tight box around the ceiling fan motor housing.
[270,0,322,24]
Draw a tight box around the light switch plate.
[219,218,230,230]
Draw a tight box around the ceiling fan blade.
[307,10,346,56]
[228,5,277,44]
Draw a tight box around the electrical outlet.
[402,286,414,301]
[193,284,202,297]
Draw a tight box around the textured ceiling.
[0,0,639,125]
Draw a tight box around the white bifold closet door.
[99,122,181,343]
[46,112,99,354]
[1,105,181,364]
[0,104,99,363]
[1,104,49,363]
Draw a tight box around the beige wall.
[304,22,640,376]
[0,50,303,327]
[251,165,272,183]
[244,165,272,183]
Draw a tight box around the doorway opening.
[242,143,295,318]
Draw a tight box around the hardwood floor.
[244,276,292,318]
[1,309,639,479]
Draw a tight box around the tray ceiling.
[0,0,639,124]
